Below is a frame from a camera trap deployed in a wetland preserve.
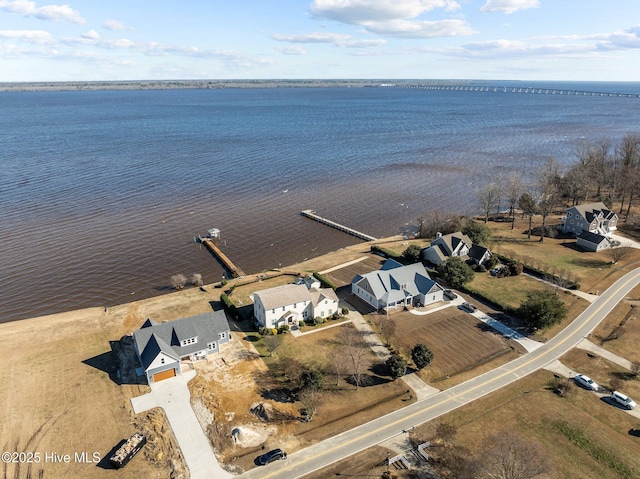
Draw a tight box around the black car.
[258,448,287,465]
[443,289,457,300]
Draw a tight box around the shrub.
[402,244,422,263]
[475,264,487,273]
[484,255,499,269]
[516,290,568,329]
[341,307,350,315]
[278,324,290,334]
[412,344,434,370]
[386,353,408,379]
[312,272,337,290]
[508,262,524,276]
[314,316,324,325]
[220,293,239,319]
[436,256,475,288]
[301,370,324,391]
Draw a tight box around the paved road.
[237,267,640,479]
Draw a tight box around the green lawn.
[466,272,552,310]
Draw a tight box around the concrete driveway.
[131,370,233,479]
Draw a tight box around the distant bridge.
[385,83,640,98]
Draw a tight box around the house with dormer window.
[351,259,445,310]
[562,202,618,237]
[421,232,491,266]
[253,283,339,329]
[132,310,231,383]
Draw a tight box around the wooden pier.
[301,210,377,242]
[200,238,246,278]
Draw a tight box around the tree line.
[472,134,640,241]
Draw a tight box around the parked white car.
[574,374,599,391]
[611,391,637,409]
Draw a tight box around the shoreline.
[0,234,403,329]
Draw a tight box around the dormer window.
[161,358,165,364]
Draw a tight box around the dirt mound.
[250,402,274,421]
[133,408,189,479]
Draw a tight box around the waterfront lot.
[323,254,386,287]
[490,216,640,294]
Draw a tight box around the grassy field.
[466,271,553,309]
[307,369,640,479]
[488,215,640,293]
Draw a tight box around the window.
[161,358,165,364]
[219,332,226,339]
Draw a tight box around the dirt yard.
[323,254,386,287]
[382,307,516,382]
[188,324,414,475]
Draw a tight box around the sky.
[0,0,639,82]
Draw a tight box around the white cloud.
[272,32,352,44]
[275,45,307,55]
[596,25,640,50]
[363,19,475,38]
[309,0,472,40]
[272,32,386,48]
[310,0,460,24]
[480,0,539,14]
[102,19,132,31]
[0,0,86,24]
[0,29,52,44]
[81,30,99,40]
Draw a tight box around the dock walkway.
[200,238,246,278]
[301,210,376,242]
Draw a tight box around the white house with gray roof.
[351,259,445,310]
[253,283,339,329]
[133,310,231,383]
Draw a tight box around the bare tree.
[477,183,501,223]
[518,192,537,239]
[298,387,322,421]
[477,430,551,479]
[341,325,371,390]
[170,273,187,290]
[616,135,640,217]
[536,159,562,243]
[505,175,524,229]
[264,334,283,357]
[331,349,350,386]
[191,273,203,287]
[630,360,640,377]
[608,245,633,264]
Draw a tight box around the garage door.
[153,368,176,382]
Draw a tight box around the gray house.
[133,310,231,383]
[351,259,444,310]
[562,202,618,237]
[422,232,491,266]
